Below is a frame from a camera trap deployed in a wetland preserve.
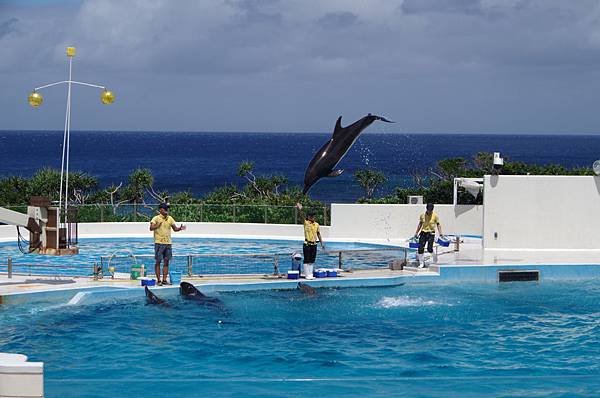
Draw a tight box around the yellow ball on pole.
[28,92,43,108]
[100,90,115,105]
[66,47,76,57]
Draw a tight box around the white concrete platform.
[0,353,43,398]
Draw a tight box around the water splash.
[374,214,393,242]
[376,296,446,308]
[357,140,373,167]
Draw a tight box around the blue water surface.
[1,281,599,397]
[1,131,599,202]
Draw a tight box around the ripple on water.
[375,296,448,308]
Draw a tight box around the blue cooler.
[313,269,327,278]
[326,269,338,277]
[408,237,419,248]
[287,270,300,280]
[437,237,450,247]
[169,271,182,284]
[141,278,156,287]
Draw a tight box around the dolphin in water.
[303,113,394,193]
[145,286,168,306]
[179,282,223,307]
[297,282,317,295]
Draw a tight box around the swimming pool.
[0,238,403,277]
[2,281,599,397]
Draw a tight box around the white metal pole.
[65,56,73,222]
[29,47,113,251]
[58,58,72,249]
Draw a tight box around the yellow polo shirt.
[151,215,176,244]
[304,220,320,244]
[419,212,440,233]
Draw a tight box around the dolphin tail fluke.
[374,115,394,123]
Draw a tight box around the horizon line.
[1,129,600,136]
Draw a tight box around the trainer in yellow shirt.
[304,218,320,244]
[295,203,325,279]
[414,203,443,268]
[149,203,186,285]
[151,213,176,244]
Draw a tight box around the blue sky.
[1,0,600,133]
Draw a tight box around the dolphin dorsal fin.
[332,116,344,140]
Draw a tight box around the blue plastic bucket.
[437,237,450,247]
[287,270,300,280]
[169,271,182,284]
[409,241,419,249]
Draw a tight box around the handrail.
[2,247,409,278]
[98,247,409,277]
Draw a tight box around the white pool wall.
[0,223,328,243]
[329,204,483,240]
[78,222,320,241]
[0,353,43,398]
[483,175,600,250]
[0,202,483,246]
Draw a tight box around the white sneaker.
[418,263,425,269]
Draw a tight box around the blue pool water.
[0,238,400,276]
[1,281,599,397]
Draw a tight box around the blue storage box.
[169,271,182,284]
[313,269,327,278]
[326,269,338,277]
[140,278,156,286]
[287,270,300,280]
[437,237,450,247]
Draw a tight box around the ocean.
[1,131,599,203]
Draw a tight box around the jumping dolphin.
[303,114,394,193]
[297,282,316,295]
[145,286,168,305]
[179,282,222,306]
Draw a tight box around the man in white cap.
[414,203,443,268]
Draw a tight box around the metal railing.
[69,203,330,225]
[99,247,409,277]
[0,247,409,278]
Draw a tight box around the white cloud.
[3,0,600,132]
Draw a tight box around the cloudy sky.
[1,0,600,133]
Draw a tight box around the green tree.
[122,168,154,204]
[354,168,387,200]
[237,161,288,199]
[0,176,30,205]
[27,168,98,203]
